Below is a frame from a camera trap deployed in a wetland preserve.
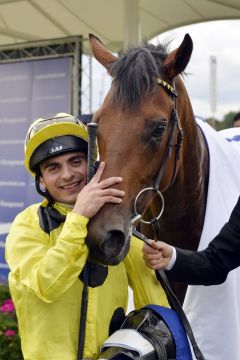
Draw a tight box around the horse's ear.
[89,34,119,74]
[163,34,193,79]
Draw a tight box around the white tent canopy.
[0,0,240,52]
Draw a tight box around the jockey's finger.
[90,161,105,183]
[98,176,123,188]
[98,188,125,197]
[101,196,123,204]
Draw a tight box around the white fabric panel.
[184,119,240,360]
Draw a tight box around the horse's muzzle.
[86,205,131,265]
[86,228,128,266]
[100,229,126,262]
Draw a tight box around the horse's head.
[86,33,193,266]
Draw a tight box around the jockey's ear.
[89,34,118,75]
[163,34,193,80]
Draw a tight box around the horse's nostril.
[101,230,126,256]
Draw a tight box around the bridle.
[132,78,184,237]
[154,79,183,191]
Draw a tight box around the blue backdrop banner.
[0,57,72,282]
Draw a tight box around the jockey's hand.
[142,240,173,270]
[73,162,125,219]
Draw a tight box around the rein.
[133,78,184,235]
[132,230,206,360]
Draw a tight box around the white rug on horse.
[183,120,240,360]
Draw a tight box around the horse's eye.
[152,122,166,138]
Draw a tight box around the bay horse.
[86,33,209,304]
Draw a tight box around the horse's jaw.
[85,205,131,266]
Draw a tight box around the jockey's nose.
[61,163,74,181]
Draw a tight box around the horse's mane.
[109,41,169,109]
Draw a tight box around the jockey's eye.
[152,121,166,138]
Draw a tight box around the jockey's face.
[39,151,87,205]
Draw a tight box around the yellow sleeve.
[124,236,170,309]
[5,209,89,303]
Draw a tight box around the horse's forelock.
[109,42,168,110]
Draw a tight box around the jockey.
[5,113,169,360]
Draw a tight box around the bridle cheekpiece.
[132,78,184,238]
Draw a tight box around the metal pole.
[209,55,217,127]
[89,55,93,114]
[72,39,80,116]
[123,0,140,49]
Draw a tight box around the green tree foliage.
[206,111,240,131]
[215,111,238,130]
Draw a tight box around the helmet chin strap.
[35,168,54,205]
